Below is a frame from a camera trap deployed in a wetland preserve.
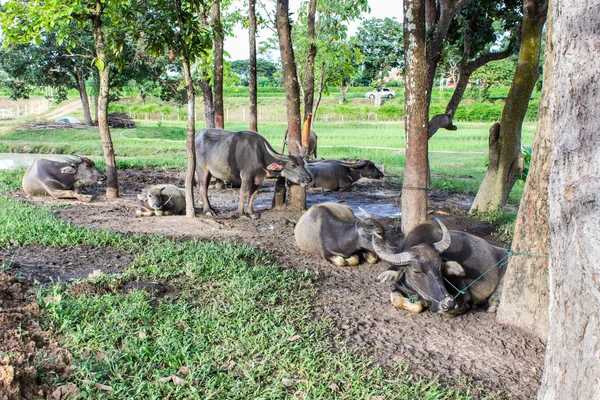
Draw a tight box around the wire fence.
[0,99,51,120]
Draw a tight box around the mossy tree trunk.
[471,0,547,213]
[401,0,430,234]
[496,0,552,340]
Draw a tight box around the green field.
[0,119,535,204]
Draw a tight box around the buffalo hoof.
[390,291,425,313]
[329,256,347,267]
[364,252,378,264]
[345,255,360,266]
[249,213,260,220]
[202,210,217,217]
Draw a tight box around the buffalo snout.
[440,297,456,312]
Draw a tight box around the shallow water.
[0,153,64,170]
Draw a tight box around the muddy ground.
[2,169,545,399]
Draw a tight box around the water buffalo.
[22,156,106,202]
[195,128,312,218]
[136,185,186,216]
[295,202,394,266]
[306,159,384,191]
[374,219,507,315]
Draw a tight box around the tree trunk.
[401,0,429,235]
[212,0,224,129]
[248,0,258,132]
[471,0,547,213]
[302,0,317,128]
[338,83,348,105]
[198,77,215,128]
[276,0,305,210]
[496,0,552,340]
[75,68,92,126]
[91,10,118,199]
[181,58,197,218]
[538,0,600,397]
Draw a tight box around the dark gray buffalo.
[22,156,106,202]
[295,202,393,266]
[374,219,507,315]
[306,159,384,191]
[195,128,312,218]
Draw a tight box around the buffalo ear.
[60,166,77,174]
[442,261,466,276]
[266,163,284,171]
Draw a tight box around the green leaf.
[96,58,105,71]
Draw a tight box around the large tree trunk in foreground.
[212,0,224,129]
[248,0,258,132]
[496,0,552,340]
[401,0,429,234]
[275,0,305,210]
[91,10,118,199]
[75,68,92,126]
[538,0,600,397]
[471,0,547,213]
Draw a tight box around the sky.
[224,0,403,61]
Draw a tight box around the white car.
[365,88,396,99]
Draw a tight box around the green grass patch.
[0,170,476,398]
[470,209,518,243]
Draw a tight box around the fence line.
[0,99,51,120]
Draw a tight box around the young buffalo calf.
[136,185,186,216]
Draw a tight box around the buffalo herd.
[21,128,506,316]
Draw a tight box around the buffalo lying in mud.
[295,202,394,266]
[375,219,507,315]
[22,156,106,202]
[195,128,312,218]
[306,159,384,191]
[136,185,186,216]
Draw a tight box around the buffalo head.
[374,219,466,313]
[265,144,312,185]
[61,156,106,184]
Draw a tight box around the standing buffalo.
[375,219,507,315]
[295,202,393,266]
[195,128,312,218]
[136,185,186,216]
[22,156,106,202]
[307,130,318,158]
[306,159,384,191]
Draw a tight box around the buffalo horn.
[372,237,414,265]
[338,160,369,168]
[264,143,289,161]
[433,218,451,253]
[61,155,83,164]
[358,206,375,219]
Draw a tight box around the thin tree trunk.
[302,0,317,148]
[248,0,258,131]
[182,59,196,218]
[198,78,215,128]
[276,0,305,210]
[401,0,429,234]
[538,0,600,397]
[212,0,224,129]
[471,0,547,213]
[75,69,92,126]
[91,9,118,199]
[496,0,552,340]
[338,83,348,105]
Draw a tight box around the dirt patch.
[0,271,73,399]
[9,170,545,398]
[1,245,134,284]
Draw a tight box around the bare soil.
[4,169,546,399]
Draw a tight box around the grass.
[0,171,476,399]
[0,119,535,204]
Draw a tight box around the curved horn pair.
[372,236,414,265]
[264,143,289,161]
[61,155,83,164]
[433,218,451,253]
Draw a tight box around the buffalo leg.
[364,251,378,264]
[238,178,252,217]
[45,186,92,202]
[328,255,347,267]
[344,255,360,266]
[390,290,426,313]
[200,169,215,216]
[246,182,261,219]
